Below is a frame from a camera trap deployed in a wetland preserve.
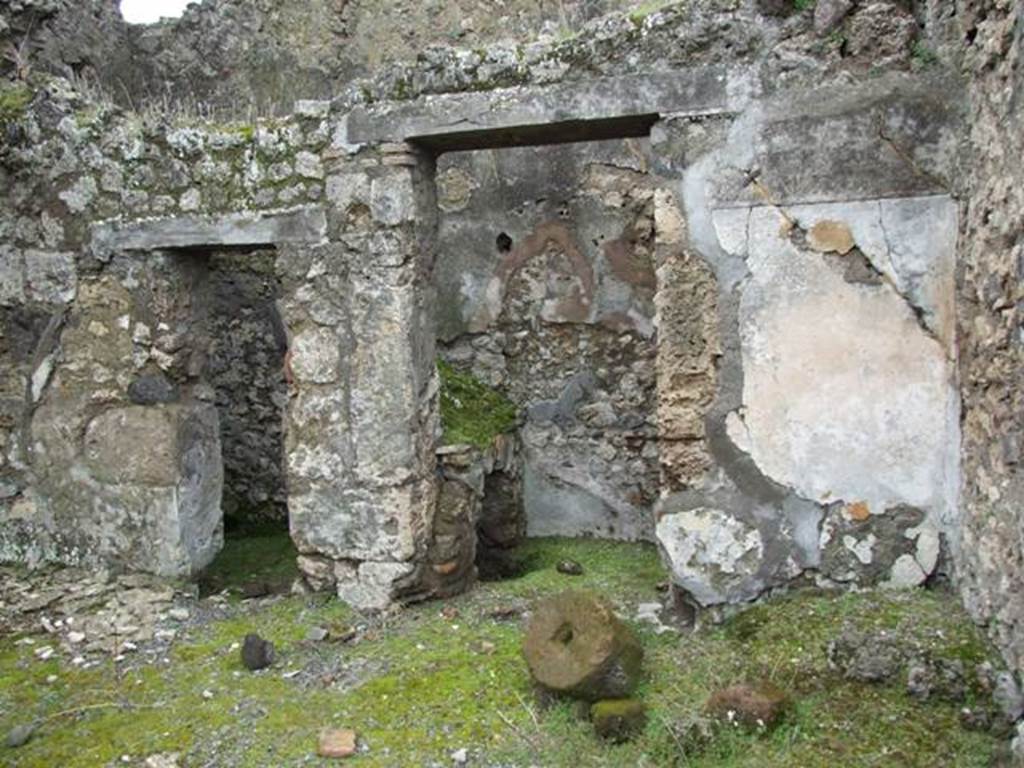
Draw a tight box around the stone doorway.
[199,248,289,534]
[433,139,662,546]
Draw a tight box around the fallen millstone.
[591,699,647,742]
[523,591,643,701]
[705,682,791,731]
[241,633,275,671]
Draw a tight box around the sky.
[120,0,193,24]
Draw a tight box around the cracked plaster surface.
[713,196,960,534]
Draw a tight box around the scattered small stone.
[441,605,460,620]
[318,728,357,759]
[906,658,966,703]
[67,631,86,644]
[705,683,791,731]
[556,559,584,576]
[635,602,676,635]
[994,672,1024,722]
[167,608,189,622]
[34,646,54,661]
[959,706,994,732]
[241,633,275,671]
[827,627,904,683]
[241,581,271,599]
[486,605,521,621]
[5,723,36,749]
[306,626,329,643]
[523,591,643,701]
[478,641,497,655]
[591,699,647,742]
[451,747,469,764]
[201,690,214,700]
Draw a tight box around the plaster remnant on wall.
[713,198,959,535]
[807,219,855,254]
[436,167,479,212]
[656,507,764,606]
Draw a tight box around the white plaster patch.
[711,207,750,258]
[729,201,959,531]
[843,533,876,565]
[787,196,958,353]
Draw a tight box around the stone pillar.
[288,140,441,610]
[652,187,719,493]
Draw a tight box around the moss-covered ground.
[438,359,519,448]
[0,536,1006,767]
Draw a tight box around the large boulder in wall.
[523,591,643,701]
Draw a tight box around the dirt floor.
[0,534,1014,767]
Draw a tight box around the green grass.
[0,537,1006,767]
[438,358,519,448]
[198,525,300,596]
[0,83,32,126]
[628,1,678,26]
[911,41,940,67]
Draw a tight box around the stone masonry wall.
[435,139,661,542]
[3,0,1021,684]
[950,0,1024,674]
[0,73,331,574]
[1,0,652,115]
[203,249,289,527]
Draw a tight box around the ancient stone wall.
[2,0,1019,678]
[435,140,660,541]
[950,0,1024,674]
[0,76,331,574]
[202,249,289,527]
[1,0,654,114]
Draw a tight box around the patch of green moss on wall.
[0,83,32,126]
[438,359,518,448]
